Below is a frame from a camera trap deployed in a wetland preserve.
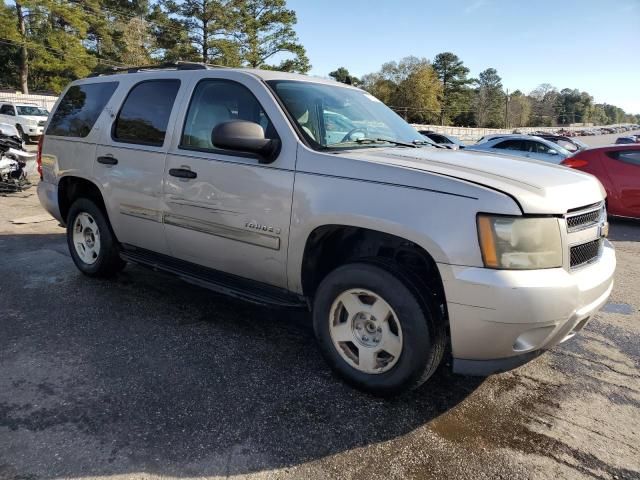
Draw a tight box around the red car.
[562,144,640,218]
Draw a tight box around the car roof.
[76,64,356,89]
[486,134,548,142]
[581,144,640,153]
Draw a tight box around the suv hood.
[343,147,605,214]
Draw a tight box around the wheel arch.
[57,175,108,226]
[299,224,448,321]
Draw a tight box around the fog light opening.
[513,326,556,353]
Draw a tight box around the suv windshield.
[267,80,430,150]
[16,106,48,116]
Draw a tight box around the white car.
[467,134,572,164]
[0,102,49,142]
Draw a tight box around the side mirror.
[211,120,280,163]
[548,149,558,155]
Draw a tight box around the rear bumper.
[439,240,615,374]
[36,180,62,223]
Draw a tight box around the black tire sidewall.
[313,262,435,395]
[66,198,120,276]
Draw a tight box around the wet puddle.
[601,302,635,315]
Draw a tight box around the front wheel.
[66,198,126,277]
[313,262,446,395]
[16,124,28,143]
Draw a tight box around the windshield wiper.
[353,138,419,148]
[412,139,443,148]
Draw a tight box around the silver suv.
[37,63,615,395]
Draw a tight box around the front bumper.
[25,125,44,137]
[439,240,615,375]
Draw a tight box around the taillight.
[37,135,44,179]
[562,157,588,168]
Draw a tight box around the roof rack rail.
[87,61,225,77]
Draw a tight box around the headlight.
[477,214,562,269]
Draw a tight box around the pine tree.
[432,52,473,125]
[233,0,309,73]
[474,68,504,128]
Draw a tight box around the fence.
[0,91,58,111]
[410,124,591,142]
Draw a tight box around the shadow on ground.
[0,233,483,478]
[607,217,640,242]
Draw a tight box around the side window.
[113,80,180,146]
[1,104,15,115]
[494,140,523,151]
[556,139,577,152]
[533,141,552,154]
[608,150,640,166]
[47,82,118,137]
[181,79,277,151]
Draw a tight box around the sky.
[287,0,640,114]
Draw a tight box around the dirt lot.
[0,142,639,479]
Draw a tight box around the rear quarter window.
[113,79,180,146]
[46,82,119,137]
[607,150,640,166]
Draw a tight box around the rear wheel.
[66,198,125,277]
[313,262,446,395]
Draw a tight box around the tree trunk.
[16,1,29,94]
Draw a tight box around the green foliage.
[233,0,309,73]
[329,67,359,85]
[506,90,531,128]
[473,68,505,127]
[160,0,238,64]
[361,56,441,123]
[0,0,308,92]
[0,1,98,93]
[432,52,473,125]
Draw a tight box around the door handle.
[169,168,197,179]
[97,156,118,165]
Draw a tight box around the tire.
[313,262,446,396]
[66,198,126,277]
[16,124,27,143]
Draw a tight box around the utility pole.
[15,1,29,94]
[504,88,509,129]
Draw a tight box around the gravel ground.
[0,135,639,480]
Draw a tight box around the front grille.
[566,203,603,232]
[570,239,602,268]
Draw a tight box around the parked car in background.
[0,122,22,141]
[418,130,466,149]
[563,145,640,219]
[466,135,572,164]
[0,102,49,142]
[615,136,638,145]
[475,133,509,144]
[535,134,588,152]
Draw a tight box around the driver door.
[163,76,296,288]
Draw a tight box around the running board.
[119,245,308,309]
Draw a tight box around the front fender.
[287,170,519,294]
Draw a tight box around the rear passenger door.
[94,78,183,255]
[493,139,526,156]
[163,75,296,289]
